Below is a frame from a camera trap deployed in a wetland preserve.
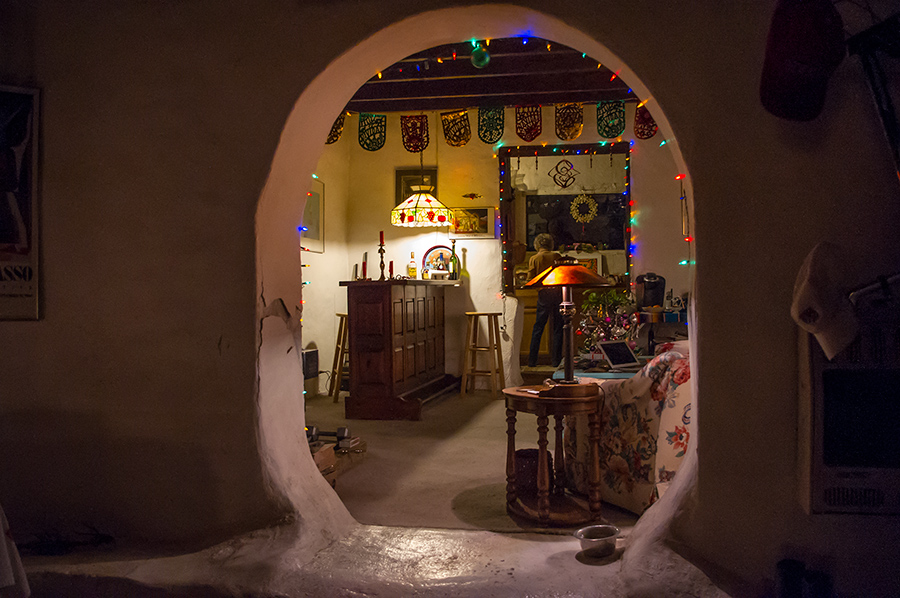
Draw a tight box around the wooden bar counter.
[339,279,460,420]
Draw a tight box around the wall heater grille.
[823,487,885,509]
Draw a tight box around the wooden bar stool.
[461,312,505,397]
[328,313,349,403]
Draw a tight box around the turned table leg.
[536,413,550,524]
[553,414,565,496]
[588,409,602,520]
[505,408,517,509]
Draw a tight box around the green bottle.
[449,239,460,280]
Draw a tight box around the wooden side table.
[503,384,604,526]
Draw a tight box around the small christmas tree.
[577,289,636,360]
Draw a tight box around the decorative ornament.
[441,110,471,147]
[326,112,345,145]
[471,43,490,68]
[477,106,504,143]
[358,113,386,151]
[462,193,482,200]
[634,105,659,140]
[400,115,429,153]
[515,105,542,142]
[555,103,583,141]
[548,159,580,188]
[597,101,625,138]
[570,194,598,223]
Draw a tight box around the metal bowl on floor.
[574,524,619,558]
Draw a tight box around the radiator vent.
[823,487,885,508]
[302,349,319,380]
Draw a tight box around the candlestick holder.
[378,242,386,281]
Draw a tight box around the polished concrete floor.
[306,387,640,533]
[22,387,730,597]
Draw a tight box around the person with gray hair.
[526,234,563,368]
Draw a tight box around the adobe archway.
[254,4,697,546]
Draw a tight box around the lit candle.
[380,230,384,244]
[389,261,393,277]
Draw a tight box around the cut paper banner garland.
[347,100,652,151]
[515,105,542,142]
[633,105,659,140]
[441,110,471,147]
[478,106,504,143]
[326,113,345,145]
[359,113,387,151]
[401,115,429,153]
[555,103,583,141]
[597,101,625,138]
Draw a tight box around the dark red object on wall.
[760,0,846,121]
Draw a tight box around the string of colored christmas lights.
[675,173,695,266]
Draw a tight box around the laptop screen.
[599,341,641,368]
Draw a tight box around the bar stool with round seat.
[461,311,505,397]
[328,313,349,402]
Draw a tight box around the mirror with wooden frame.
[498,142,632,293]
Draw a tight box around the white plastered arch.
[254,4,697,546]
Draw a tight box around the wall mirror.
[498,143,632,292]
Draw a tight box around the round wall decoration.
[570,194,598,223]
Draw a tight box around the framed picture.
[450,206,495,239]
[575,258,599,273]
[300,176,325,253]
[0,84,40,320]
[395,167,437,205]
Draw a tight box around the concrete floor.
[25,519,730,597]
[306,388,639,533]
[22,388,731,597]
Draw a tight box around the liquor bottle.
[407,251,417,279]
[448,240,460,280]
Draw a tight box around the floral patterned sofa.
[563,341,692,515]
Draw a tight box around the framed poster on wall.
[395,168,437,205]
[300,176,325,253]
[450,206,495,239]
[0,84,40,319]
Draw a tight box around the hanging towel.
[0,503,29,598]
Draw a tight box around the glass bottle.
[449,240,460,280]
[407,251,417,279]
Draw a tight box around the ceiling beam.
[344,89,635,114]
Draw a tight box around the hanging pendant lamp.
[390,185,452,227]
[391,149,452,227]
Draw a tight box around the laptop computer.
[597,340,642,371]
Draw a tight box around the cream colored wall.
[300,135,351,396]
[1,2,899,595]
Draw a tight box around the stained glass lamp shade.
[391,186,452,227]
